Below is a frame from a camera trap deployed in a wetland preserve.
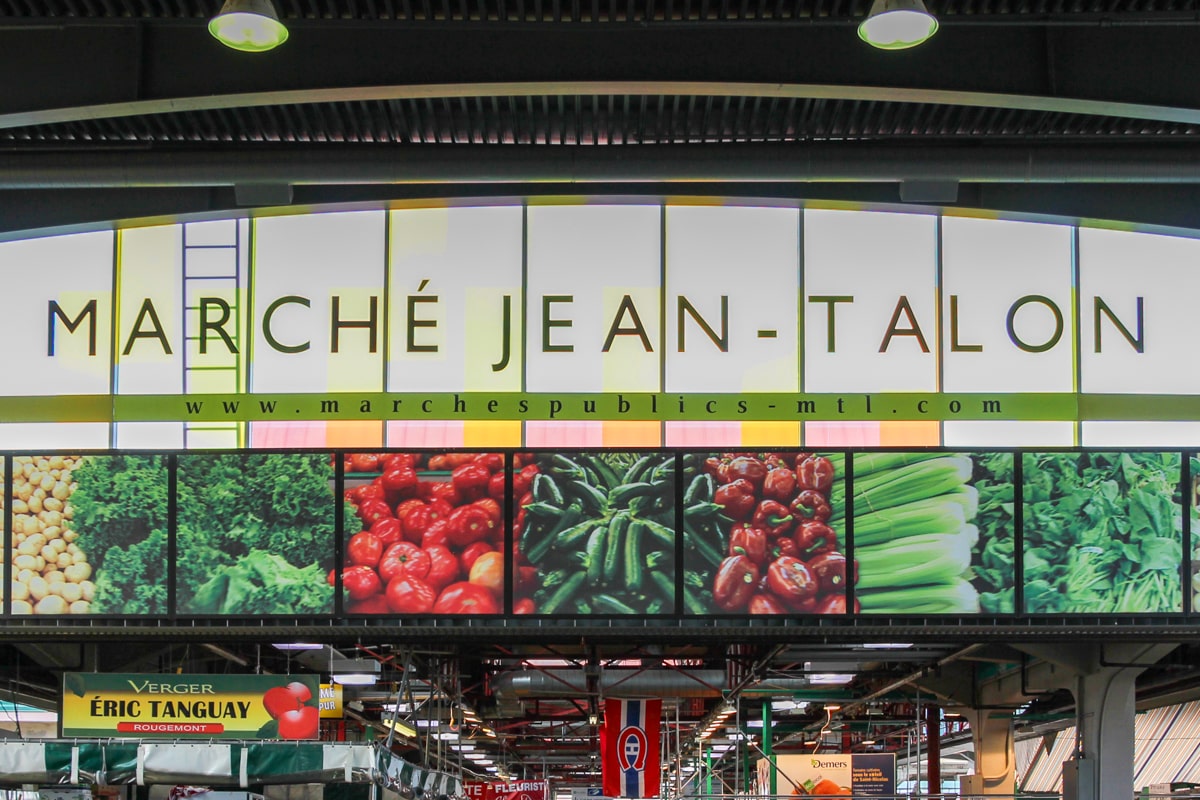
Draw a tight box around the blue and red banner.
[602,698,662,798]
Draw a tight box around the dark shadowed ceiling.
[0,0,1199,233]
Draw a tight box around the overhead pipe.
[4,144,1200,188]
[489,669,813,699]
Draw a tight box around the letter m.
[49,300,98,356]
[320,400,340,414]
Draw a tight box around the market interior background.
[3,0,1200,793]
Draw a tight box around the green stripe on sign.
[0,395,112,422]
[1080,394,1200,421]
[6,389,1200,422]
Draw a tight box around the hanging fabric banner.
[602,698,662,799]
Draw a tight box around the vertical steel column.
[925,704,941,797]
[763,700,775,797]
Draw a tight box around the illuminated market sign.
[0,204,1194,429]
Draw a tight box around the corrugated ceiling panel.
[1,96,1198,147]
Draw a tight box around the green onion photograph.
[853,452,1015,615]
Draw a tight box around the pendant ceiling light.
[209,0,289,52]
[858,0,938,50]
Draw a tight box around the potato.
[59,582,83,603]
[68,600,90,615]
[34,595,68,615]
[64,563,92,583]
[27,576,49,601]
[11,600,33,615]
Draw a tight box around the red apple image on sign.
[260,681,319,739]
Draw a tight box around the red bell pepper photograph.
[681,452,851,615]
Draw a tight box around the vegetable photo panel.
[514,452,677,615]
[342,452,506,615]
[174,453,340,615]
[853,452,1015,615]
[680,452,848,615]
[1022,452,1183,614]
[9,454,169,616]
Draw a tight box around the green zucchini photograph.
[1022,452,1182,614]
[514,452,677,615]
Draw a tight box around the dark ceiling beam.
[1,23,1200,119]
[7,181,1200,239]
[3,143,1200,187]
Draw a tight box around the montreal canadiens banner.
[602,698,662,798]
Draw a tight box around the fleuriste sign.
[1,203,1198,450]
[60,673,322,739]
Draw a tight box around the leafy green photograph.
[175,453,342,615]
[1023,452,1183,614]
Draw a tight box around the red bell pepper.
[796,455,835,492]
[726,456,768,489]
[807,551,847,593]
[765,556,819,609]
[748,593,789,614]
[791,489,832,521]
[751,499,794,537]
[712,555,759,611]
[814,594,848,614]
[728,524,769,565]
[487,471,507,500]
[794,519,837,557]
[714,479,757,522]
[762,467,797,503]
[771,537,800,560]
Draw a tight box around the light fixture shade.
[209,0,289,52]
[332,672,378,685]
[857,0,938,50]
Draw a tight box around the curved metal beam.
[4,80,1200,130]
